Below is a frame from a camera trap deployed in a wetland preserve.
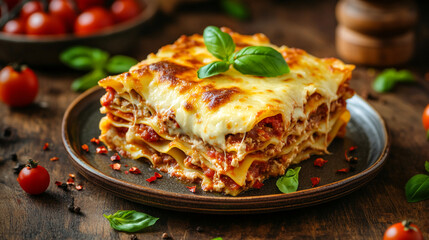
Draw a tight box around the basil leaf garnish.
[198,26,290,79]
[197,61,230,79]
[103,210,158,233]
[405,174,429,203]
[372,69,415,93]
[276,167,300,194]
[203,26,235,61]
[233,46,290,77]
[105,55,138,74]
[425,161,429,173]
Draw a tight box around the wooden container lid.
[336,0,417,37]
[336,25,414,66]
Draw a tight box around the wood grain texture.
[1,0,428,239]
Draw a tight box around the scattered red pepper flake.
[109,163,121,170]
[186,186,196,193]
[50,157,59,161]
[96,146,108,154]
[345,146,358,163]
[69,173,76,178]
[110,153,121,161]
[154,172,162,179]
[253,180,264,189]
[146,176,157,183]
[90,137,100,145]
[125,164,128,167]
[55,181,62,186]
[314,158,328,167]
[43,143,49,151]
[129,167,141,174]
[311,177,320,187]
[67,177,75,185]
[75,184,83,191]
[336,168,349,173]
[81,144,89,152]
[124,171,129,174]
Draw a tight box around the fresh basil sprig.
[276,166,300,194]
[372,69,415,93]
[60,46,138,92]
[198,26,289,79]
[103,210,158,233]
[405,161,429,203]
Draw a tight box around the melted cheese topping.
[99,27,354,150]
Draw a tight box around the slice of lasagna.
[98,27,354,196]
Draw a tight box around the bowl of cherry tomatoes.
[0,0,157,66]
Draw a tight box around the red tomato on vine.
[384,221,424,240]
[0,65,38,107]
[17,159,50,195]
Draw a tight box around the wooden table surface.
[1,0,429,239]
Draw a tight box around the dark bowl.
[0,0,157,67]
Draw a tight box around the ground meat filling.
[226,114,285,151]
[135,124,162,142]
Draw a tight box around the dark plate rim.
[0,0,157,43]
[62,87,390,209]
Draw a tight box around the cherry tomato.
[26,12,66,35]
[2,18,25,34]
[111,0,142,23]
[384,221,424,240]
[17,159,50,195]
[20,1,43,22]
[74,7,114,35]
[0,65,38,107]
[49,0,77,31]
[422,104,429,130]
[75,0,105,11]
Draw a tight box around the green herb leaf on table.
[372,69,415,93]
[425,161,429,173]
[103,210,158,233]
[211,238,223,240]
[203,26,235,61]
[405,174,429,203]
[60,46,109,71]
[220,0,250,20]
[71,68,107,92]
[105,55,139,74]
[61,46,138,91]
[276,167,301,194]
[232,46,290,77]
[197,61,230,79]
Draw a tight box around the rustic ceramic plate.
[62,87,389,214]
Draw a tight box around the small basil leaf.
[103,210,158,233]
[211,238,223,240]
[60,46,109,71]
[425,161,429,173]
[105,55,138,74]
[405,174,429,202]
[233,46,290,77]
[276,167,301,194]
[71,68,107,92]
[203,26,235,61]
[220,0,250,20]
[372,69,415,93]
[198,61,230,79]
